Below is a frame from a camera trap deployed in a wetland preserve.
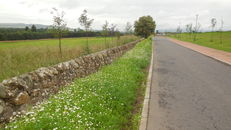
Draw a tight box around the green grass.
[5,38,152,129]
[168,31,231,52]
[0,35,139,82]
[127,82,146,130]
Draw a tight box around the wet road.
[147,37,231,130]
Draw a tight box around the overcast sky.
[0,0,231,31]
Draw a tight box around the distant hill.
[0,23,50,29]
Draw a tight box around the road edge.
[139,38,154,130]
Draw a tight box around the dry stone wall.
[0,39,142,123]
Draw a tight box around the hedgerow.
[5,38,152,130]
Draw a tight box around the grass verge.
[5,38,152,129]
[124,81,147,130]
[168,31,231,52]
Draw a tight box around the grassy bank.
[168,31,231,52]
[0,35,138,82]
[5,38,152,129]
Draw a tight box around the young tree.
[78,9,94,54]
[31,25,37,32]
[176,24,182,39]
[115,28,121,46]
[109,24,117,45]
[51,7,67,57]
[25,26,29,31]
[219,19,224,44]
[210,18,217,42]
[185,23,193,39]
[125,22,133,34]
[134,16,156,38]
[193,14,200,41]
[185,24,193,33]
[102,21,109,48]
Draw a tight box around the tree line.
[0,27,117,41]
[174,14,224,43]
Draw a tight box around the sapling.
[79,9,94,54]
[51,8,67,57]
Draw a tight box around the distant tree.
[109,24,117,45]
[219,19,224,44]
[25,26,29,31]
[115,29,121,46]
[185,24,193,33]
[185,23,193,38]
[193,14,200,41]
[102,20,109,48]
[176,24,182,39]
[125,22,133,34]
[77,28,84,32]
[134,16,156,38]
[156,30,159,34]
[210,18,217,42]
[31,25,37,32]
[78,9,94,54]
[51,7,67,57]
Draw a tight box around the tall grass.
[168,31,231,52]
[5,38,152,129]
[0,35,138,82]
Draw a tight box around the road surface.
[147,37,231,130]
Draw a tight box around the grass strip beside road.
[5,38,152,129]
[168,31,231,52]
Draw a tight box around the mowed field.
[0,35,139,82]
[169,31,231,52]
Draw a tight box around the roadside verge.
[139,38,154,130]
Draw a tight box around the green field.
[0,36,138,82]
[5,38,152,129]
[168,31,231,52]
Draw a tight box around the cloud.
[59,0,80,9]
[0,0,231,31]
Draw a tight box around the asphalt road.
[147,37,231,130]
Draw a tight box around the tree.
[185,23,193,39]
[25,26,29,31]
[134,16,156,38]
[219,19,224,44]
[193,14,200,41]
[125,22,133,34]
[176,24,182,39]
[31,25,37,32]
[51,7,67,57]
[102,21,109,48]
[109,24,117,46]
[185,24,193,33]
[115,29,121,46]
[78,9,94,54]
[210,18,217,42]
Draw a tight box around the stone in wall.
[13,92,30,105]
